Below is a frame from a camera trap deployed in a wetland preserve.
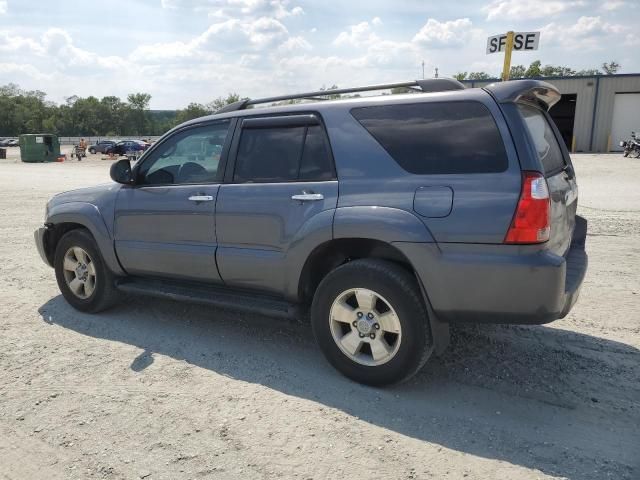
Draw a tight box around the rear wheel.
[54,229,118,313]
[311,259,432,386]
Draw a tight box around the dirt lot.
[0,149,638,480]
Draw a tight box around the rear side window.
[518,104,566,174]
[233,123,334,183]
[299,126,334,181]
[351,101,508,175]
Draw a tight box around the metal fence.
[58,136,162,146]
[1,136,163,145]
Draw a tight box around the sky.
[0,0,638,109]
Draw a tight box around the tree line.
[454,59,620,81]
[0,83,242,137]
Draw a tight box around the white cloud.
[0,1,7,15]
[372,17,382,26]
[278,35,312,53]
[131,16,289,63]
[0,31,44,55]
[333,21,379,47]
[483,0,585,20]
[160,0,304,19]
[623,33,640,46]
[41,28,126,69]
[541,16,627,50]
[601,0,625,11]
[0,28,125,70]
[412,18,473,48]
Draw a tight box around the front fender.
[47,202,124,275]
[333,206,436,243]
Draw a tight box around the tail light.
[505,171,550,244]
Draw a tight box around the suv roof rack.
[215,78,465,113]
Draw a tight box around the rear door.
[216,114,338,295]
[518,104,577,255]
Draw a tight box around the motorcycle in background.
[620,131,640,158]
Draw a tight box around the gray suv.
[34,79,587,385]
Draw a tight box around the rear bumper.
[34,226,53,267]
[394,215,588,325]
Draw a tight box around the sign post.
[501,31,515,81]
[486,31,540,81]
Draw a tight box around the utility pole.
[434,67,439,78]
[421,60,425,79]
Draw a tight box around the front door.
[216,115,338,294]
[114,120,232,282]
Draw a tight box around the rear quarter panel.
[321,89,522,244]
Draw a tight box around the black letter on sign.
[499,35,506,51]
[514,33,523,50]
[490,37,498,53]
[525,33,535,50]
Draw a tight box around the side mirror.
[110,159,133,184]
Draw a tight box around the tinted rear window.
[518,104,566,174]
[351,101,508,175]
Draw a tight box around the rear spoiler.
[483,80,561,111]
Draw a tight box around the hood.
[50,183,121,207]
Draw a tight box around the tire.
[89,148,95,154]
[623,150,629,157]
[54,228,118,313]
[311,259,432,386]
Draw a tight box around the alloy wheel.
[329,288,402,366]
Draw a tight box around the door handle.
[291,193,324,201]
[188,195,214,202]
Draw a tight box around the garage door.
[610,93,640,151]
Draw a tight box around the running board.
[115,278,300,320]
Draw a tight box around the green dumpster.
[19,134,60,163]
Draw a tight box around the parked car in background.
[88,140,116,154]
[0,138,19,147]
[104,140,149,156]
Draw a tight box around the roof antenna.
[421,60,425,80]
[434,67,439,78]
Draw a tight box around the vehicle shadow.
[38,295,639,480]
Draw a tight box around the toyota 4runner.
[35,78,588,385]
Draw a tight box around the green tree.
[509,65,526,78]
[525,60,542,78]
[468,72,492,80]
[453,72,468,81]
[208,93,242,112]
[126,93,152,135]
[175,102,210,124]
[602,61,620,75]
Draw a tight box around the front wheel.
[311,259,432,386]
[89,148,96,154]
[54,229,118,313]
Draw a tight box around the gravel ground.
[0,149,638,480]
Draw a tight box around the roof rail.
[215,78,465,113]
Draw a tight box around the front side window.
[351,101,509,175]
[518,104,566,174]
[233,122,334,183]
[137,121,230,185]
